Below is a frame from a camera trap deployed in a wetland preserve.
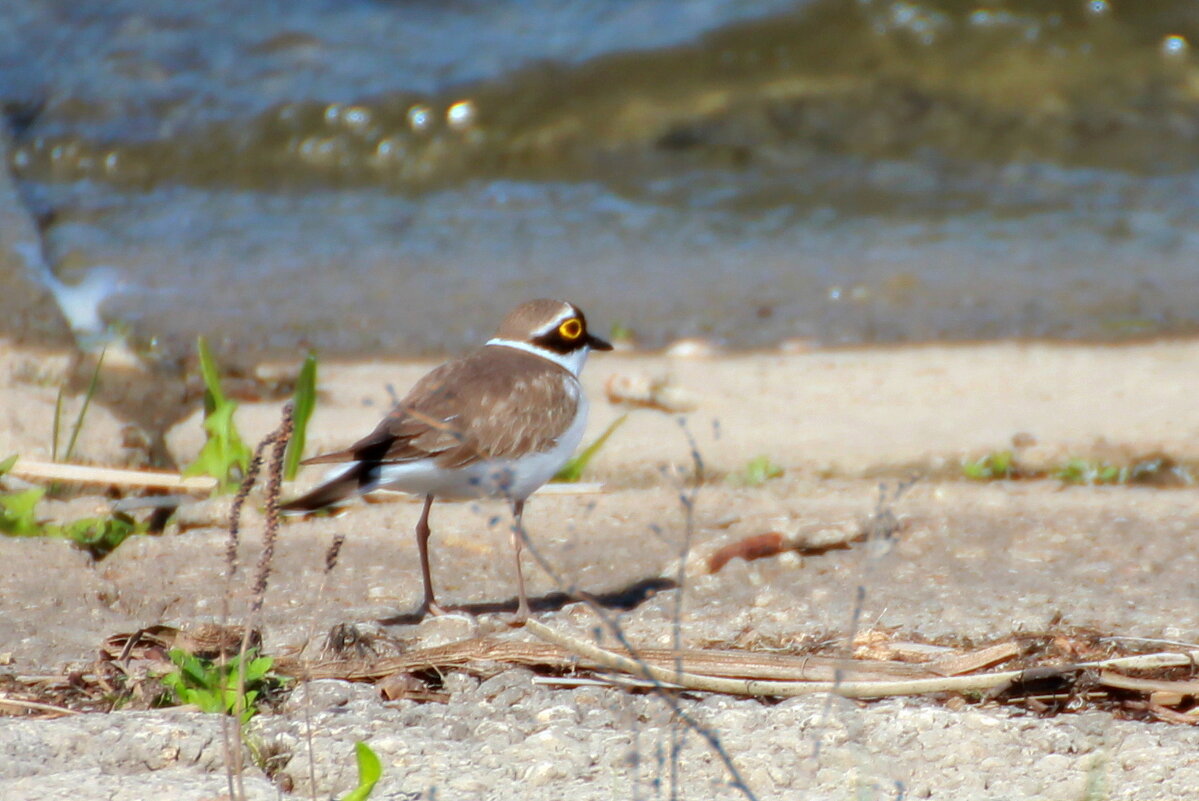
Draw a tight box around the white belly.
[373,394,589,501]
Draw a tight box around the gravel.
[9,683,1189,800]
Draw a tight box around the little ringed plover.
[282,298,612,621]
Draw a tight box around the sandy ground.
[3,338,1199,799]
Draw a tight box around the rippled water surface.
[5,0,1199,360]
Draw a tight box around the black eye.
[558,318,583,340]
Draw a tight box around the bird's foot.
[419,599,451,618]
[507,600,531,628]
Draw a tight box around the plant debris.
[4,626,1196,727]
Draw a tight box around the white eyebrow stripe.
[530,307,579,338]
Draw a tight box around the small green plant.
[0,460,43,536]
[554,414,627,482]
[1055,458,1127,486]
[183,337,252,493]
[184,340,320,491]
[0,489,146,557]
[608,321,636,344]
[160,648,278,725]
[55,514,147,559]
[340,741,383,801]
[729,455,784,487]
[962,450,1016,480]
[0,456,147,558]
[284,352,318,481]
[964,447,1195,488]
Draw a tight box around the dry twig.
[7,458,216,491]
[0,695,82,718]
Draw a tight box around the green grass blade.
[185,338,252,492]
[51,385,64,462]
[64,348,105,464]
[554,414,627,482]
[284,352,318,481]
[340,742,383,801]
[196,337,227,412]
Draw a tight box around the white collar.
[485,338,588,377]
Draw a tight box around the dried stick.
[527,621,1199,700]
[8,459,217,491]
[277,638,937,683]
[0,695,82,717]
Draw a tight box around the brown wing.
[303,347,580,469]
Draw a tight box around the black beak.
[588,332,614,351]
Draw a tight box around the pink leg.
[511,499,531,623]
[415,495,446,616]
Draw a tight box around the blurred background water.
[4,0,1199,362]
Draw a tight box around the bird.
[281,298,613,621]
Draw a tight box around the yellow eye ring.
[559,318,583,340]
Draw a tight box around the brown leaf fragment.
[706,522,866,574]
[1050,635,1102,660]
[378,673,448,703]
[707,532,786,573]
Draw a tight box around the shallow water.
[5,0,1199,360]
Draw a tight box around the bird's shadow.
[377,575,677,627]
